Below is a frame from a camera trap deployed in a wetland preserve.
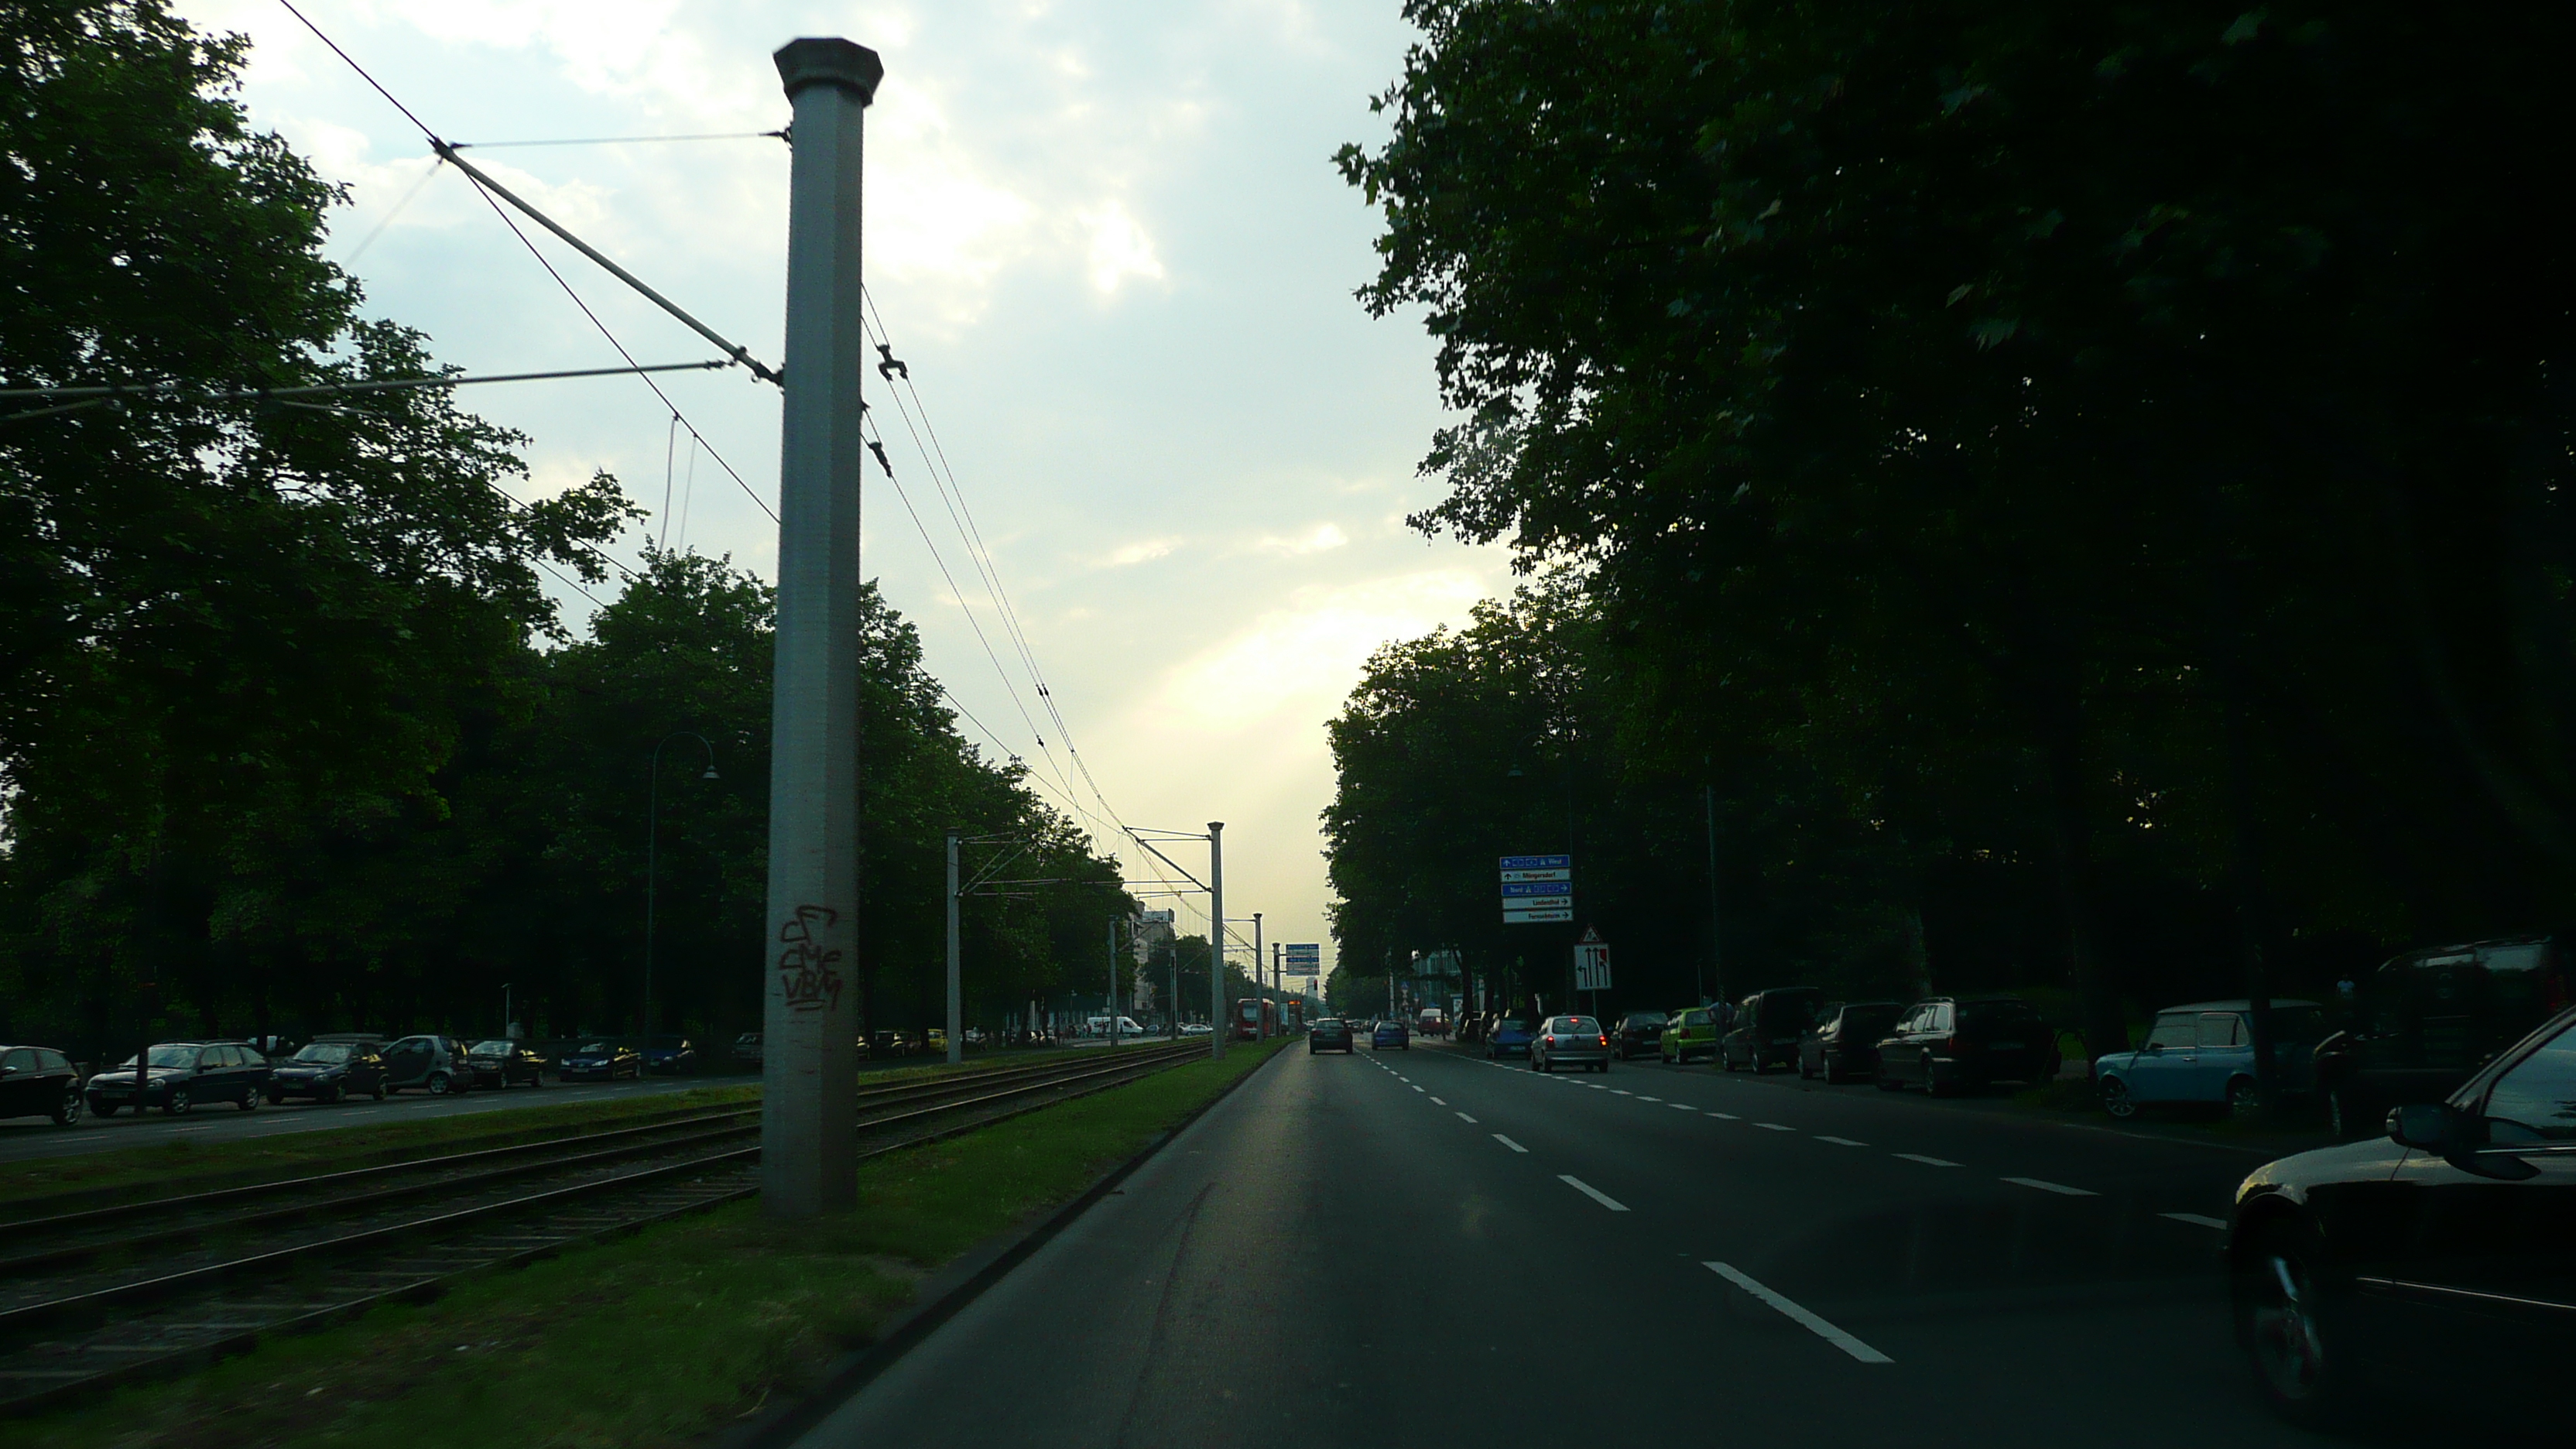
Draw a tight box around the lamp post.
[646,731,719,1052]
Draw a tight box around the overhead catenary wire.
[450,131,789,149]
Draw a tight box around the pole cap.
[775,38,884,103]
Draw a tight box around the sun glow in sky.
[178,0,1512,981]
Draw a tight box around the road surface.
[800,1040,2375,1448]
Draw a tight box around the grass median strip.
[13,1038,1289,1449]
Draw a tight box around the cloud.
[1077,200,1164,294]
[1149,569,1492,735]
[1101,536,1182,568]
[1252,522,1348,557]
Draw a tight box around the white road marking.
[1430,1096,1447,1105]
[1754,1122,1796,1132]
[1670,1103,1696,1111]
[1611,1089,1633,1096]
[1814,1136,1869,1146]
[1411,1085,1425,1093]
[1559,1175,1630,1212]
[1892,1153,1960,1167]
[1704,1262,1893,1364]
[1707,1111,1739,1120]
[2160,1212,2228,1230]
[1493,1134,1529,1153]
[1457,1112,1478,1124]
[2002,1176,2098,1197]
[1636,1095,1662,1102]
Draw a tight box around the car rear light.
[1598,1036,1608,1046]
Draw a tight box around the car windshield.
[1958,1002,2039,1030]
[1496,1019,1527,1033]
[471,1040,514,1055]
[574,1043,611,1055]
[293,1043,352,1064]
[118,1046,199,1069]
[1559,1018,1598,1034]
[1841,1006,1903,1033]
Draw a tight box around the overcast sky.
[176,0,1510,988]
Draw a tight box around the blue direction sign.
[1500,881,1575,898]
[1499,854,1572,872]
[1284,942,1321,970]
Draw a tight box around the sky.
[173,0,1512,990]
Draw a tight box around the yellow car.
[1660,1007,1720,1064]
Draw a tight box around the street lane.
[802,1039,2362,1449]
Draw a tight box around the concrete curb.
[714,1041,1289,1449]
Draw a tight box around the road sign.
[1499,881,1575,899]
[1499,868,1572,884]
[1499,853,1572,872]
[1502,853,1573,923]
[1504,906,1574,923]
[1574,932,1612,992]
[1284,942,1321,970]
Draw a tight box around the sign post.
[1574,928,1611,1016]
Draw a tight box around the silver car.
[1530,1016,1612,1074]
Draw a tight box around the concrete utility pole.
[944,829,962,1065]
[1208,822,1226,1060]
[761,36,879,1220]
[1252,912,1266,1039]
[1108,918,1122,1047]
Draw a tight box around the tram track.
[0,1041,1208,1416]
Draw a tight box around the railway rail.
[0,1040,1209,1415]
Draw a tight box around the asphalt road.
[0,1074,728,1166]
[800,1041,2360,1449]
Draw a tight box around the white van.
[1085,1016,1144,1036]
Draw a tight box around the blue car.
[2095,999,2324,1120]
[1485,1017,1534,1059]
[1372,1020,1411,1051]
[641,1036,698,1075]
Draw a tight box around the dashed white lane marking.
[1707,1112,1739,1120]
[1754,1122,1796,1132]
[1892,1153,1960,1167]
[1704,1262,1893,1364]
[1457,1112,1478,1124]
[1493,1134,1529,1153]
[1587,1084,1608,1091]
[1611,1089,1633,1096]
[1814,1136,1869,1146]
[2002,1176,2098,1197]
[1670,1103,1696,1111]
[1636,1095,1662,1102]
[2161,1211,2228,1230]
[1430,1096,1447,1105]
[1559,1175,1631,1212]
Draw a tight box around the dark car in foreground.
[86,1041,271,1115]
[1485,1017,1534,1059]
[1530,1016,1610,1074]
[1800,1002,1905,1083]
[1720,987,1824,1074]
[2313,933,2571,1140]
[1309,1018,1355,1053]
[468,1038,548,1089]
[1610,1010,1665,1060]
[2227,1002,2574,1435]
[1372,1019,1411,1051]
[558,1040,642,1081]
[1874,996,2057,1095]
[642,1036,698,1075]
[267,1036,388,1104]
[0,1045,85,1125]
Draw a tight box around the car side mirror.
[2388,1102,2460,1153]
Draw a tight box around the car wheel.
[94,1101,120,1117]
[266,1090,286,1106]
[53,1086,83,1126]
[374,1082,389,1101]
[1799,1054,1815,1081]
[238,1088,257,1112]
[164,1086,192,1115]
[2239,1220,2359,1429]
[2227,1077,2261,1122]
[426,1072,452,1096]
[2100,1075,2138,1119]
[325,1084,344,1105]
[1923,1064,1951,1098]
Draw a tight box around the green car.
[1660,1007,1719,1064]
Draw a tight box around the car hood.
[275,1063,341,1074]
[86,1070,175,1088]
[2236,1136,2413,1205]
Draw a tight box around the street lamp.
[646,731,719,1047]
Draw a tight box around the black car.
[0,1045,85,1125]
[1800,1001,1906,1083]
[1610,1010,1667,1060]
[1874,996,2057,1095]
[268,1036,389,1104]
[2313,933,2572,1140]
[2227,1002,2574,1434]
[558,1040,642,1081]
[1719,987,1825,1074]
[380,1034,476,1095]
[640,1036,698,1075]
[85,1041,272,1115]
[467,1038,548,1088]
[1308,1018,1355,1053]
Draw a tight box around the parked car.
[642,1036,698,1075]
[558,1040,642,1081]
[380,1035,477,1095]
[1800,1002,1906,1083]
[2226,1002,2574,1434]
[1485,1017,1535,1059]
[1309,1018,1355,1053]
[1610,1010,1667,1060]
[733,1031,764,1064]
[1660,1007,1719,1064]
[1874,997,2057,1095]
[2094,1000,2324,1120]
[0,1045,85,1125]
[467,1038,549,1089]
[1178,1023,1214,1037]
[1530,1016,1611,1074]
[86,1041,271,1115]
[2313,934,2573,1141]
[1372,1019,1412,1051]
[1720,988,1826,1074]
[268,1036,389,1104]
